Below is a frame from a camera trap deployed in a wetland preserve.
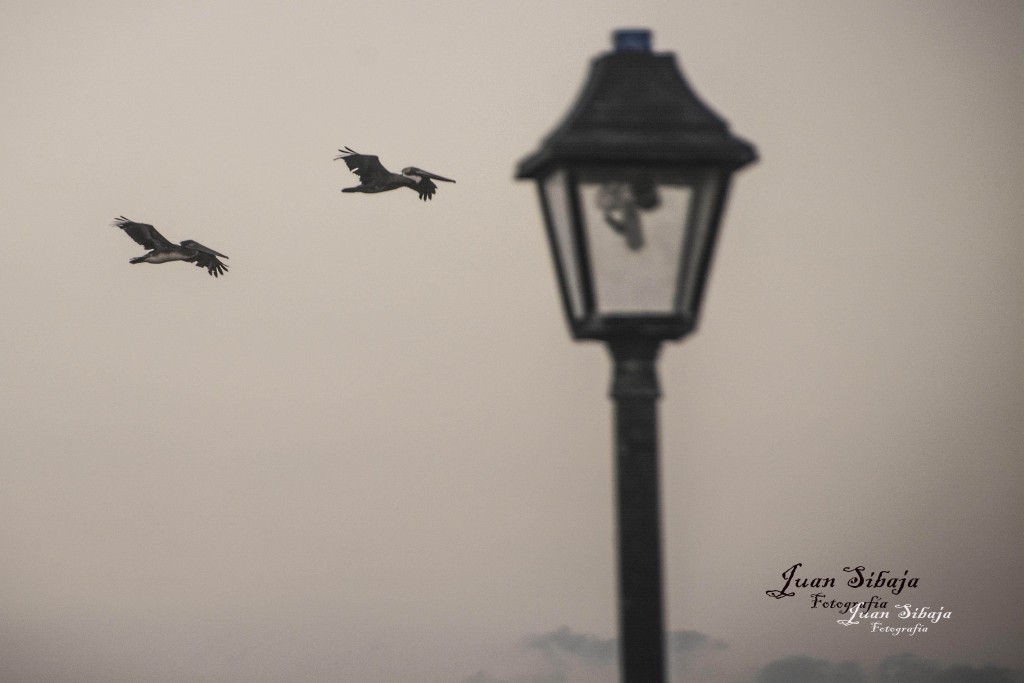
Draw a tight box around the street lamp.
[516,29,756,683]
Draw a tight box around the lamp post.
[516,29,756,683]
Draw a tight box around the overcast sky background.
[1,1,1022,682]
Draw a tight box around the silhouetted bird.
[111,216,229,277]
[335,147,455,201]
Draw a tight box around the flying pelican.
[334,147,455,201]
[111,216,229,277]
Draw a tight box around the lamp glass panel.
[578,169,698,315]
[676,172,723,317]
[542,170,585,320]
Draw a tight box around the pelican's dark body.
[112,216,229,277]
[335,147,455,201]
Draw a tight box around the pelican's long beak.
[421,170,456,183]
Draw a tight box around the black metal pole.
[607,337,666,683]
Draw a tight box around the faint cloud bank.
[458,624,728,683]
[460,633,1024,683]
[752,653,1024,683]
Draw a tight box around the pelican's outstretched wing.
[112,216,175,250]
[334,147,390,181]
[413,178,438,200]
[180,239,229,277]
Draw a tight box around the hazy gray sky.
[1,1,1022,682]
